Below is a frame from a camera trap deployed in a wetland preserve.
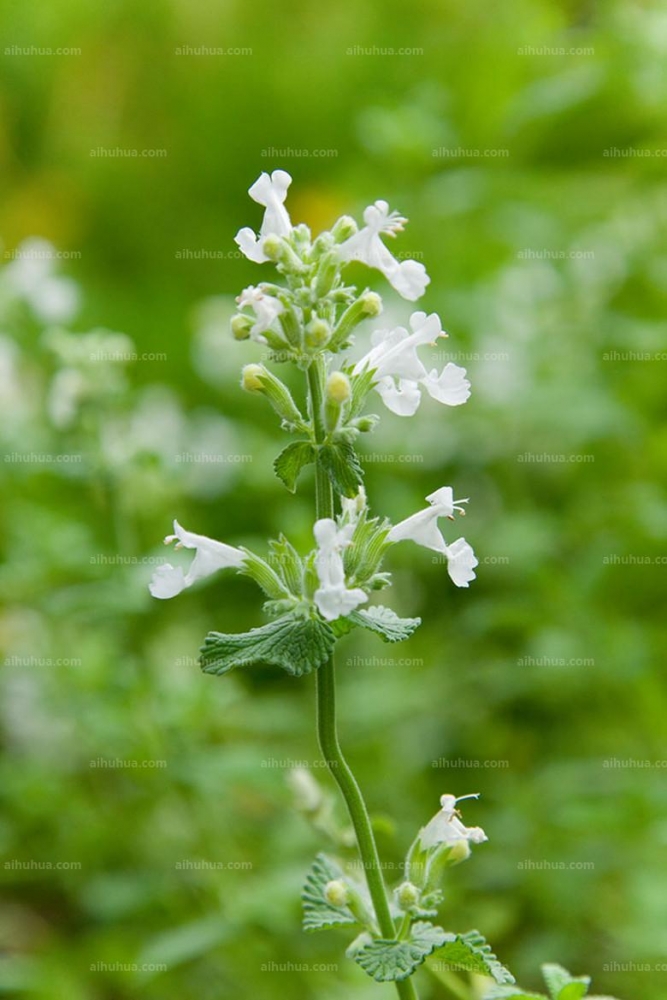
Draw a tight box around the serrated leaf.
[355,922,447,982]
[302,854,358,932]
[348,605,421,643]
[274,441,315,492]
[542,965,590,1000]
[318,438,364,498]
[435,930,515,985]
[199,614,334,678]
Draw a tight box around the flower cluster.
[149,169,478,610]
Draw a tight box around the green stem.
[307,361,419,1000]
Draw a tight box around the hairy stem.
[307,361,419,1000]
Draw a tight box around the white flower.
[387,488,478,587]
[313,518,368,621]
[3,238,79,323]
[235,170,293,263]
[149,520,245,599]
[419,794,488,852]
[236,285,284,340]
[353,311,470,417]
[337,201,430,300]
[444,538,478,588]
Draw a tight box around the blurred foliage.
[1,0,667,998]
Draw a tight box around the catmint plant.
[148,171,622,1000]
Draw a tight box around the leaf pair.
[274,438,363,498]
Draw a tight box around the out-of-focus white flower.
[149,520,245,599]
[353,311,470,416]
[2,238,80,324]
[236,285,284,340]
[419,793,487,852]
[313,518,368,621]
[235,170,293,263]
[337,201,430,301]
[387,488,478,587]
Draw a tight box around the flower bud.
[262,235,283,261]
[324,880,350,908]
[315,251,340,297]
[360,291,383,317]
[324,372,351,433]
[241,364,265,393]
[230,314,253,340]
[329,292,383,352]
[326,371,351,404]
[305,318,331,350]
[395,881,420,910]
[351,415,379,433]
[332,215,358,242]
[241,364,305,428]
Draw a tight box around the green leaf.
[199,613,334,678]
[318,438,364,498]
[348,366,378,419]
[542,965,590,1000]
[348,605,421,643]
[302,854,358,932]
[274,441,315,492]
[268,534,304,596]
[355,922,447,982]
[435,930,515,985]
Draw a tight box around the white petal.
[149,563,187,599]
[445,537,478,587]
[389,260,430,301]
[422,363,471,406]
[235,227,267,263]
[375,376,422,416]
[387,508,448,552]
[425,486,455,516]
[314,585,368,621]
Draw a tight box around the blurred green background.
[1,0,667,998]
